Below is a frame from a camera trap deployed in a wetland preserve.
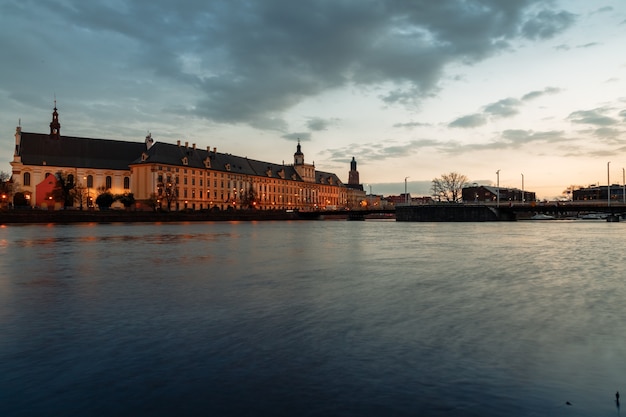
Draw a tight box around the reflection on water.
[1,221,626,417]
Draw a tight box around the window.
[67,174,75,186]
[124,177,130,189]
[23,172,30,186]
[87,175,93,188]
[105,176,112,189]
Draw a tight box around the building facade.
[10,106,361,211]
[462,185,536,203]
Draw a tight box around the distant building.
[384,194,433,206]
[573,184,625,201]
[462,185,536,203]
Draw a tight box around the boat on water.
[530,213,555,220]
[578,213,606,220]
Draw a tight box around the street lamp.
[606,161,611,206]
[622,168,625,204]
[404,177,409,205]
[521,173,524,203]
[496,170,500,207]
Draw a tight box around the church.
[10,105,366,210]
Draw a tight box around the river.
[1,220,625,416]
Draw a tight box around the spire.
[348,156,360,185]
[294,138,304,165]
[49,100,61,140]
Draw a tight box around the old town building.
[10,105,364,210]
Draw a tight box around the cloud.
[0,0,579,131]
[282,132,311,142]
[323,138,439,163]
[483,98,522,117]
[393,121,430,129]
[568,108,619,126]
[306,117,338,132]
[593,127,622,140]
[449,113,487,128]
[521,10,577,40]
[522,87,562,101]
[440,129,567,154]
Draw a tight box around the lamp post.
[606,161,611,206]
[404,176,409,205]
[622,168,625,204]
[496,170,500,207]
[521,173,524,203]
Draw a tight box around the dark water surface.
[1,220,626,416]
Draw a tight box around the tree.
[50,171,77,208]
[95,191,115,209]
[431,172,469,203]
[117,192,135,210]
[241,184,258,209]
[0,171,11,208]
[157,176,178,211]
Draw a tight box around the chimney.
[185,141,188,148]
[177,140,181,146]
[213,147,217,153]
[192,143,196,150]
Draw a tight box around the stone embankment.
[0,209,302,224]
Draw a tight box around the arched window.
[105,176,112,189]
[123,177,130,189]
[87,175,93,188]
[23,172,30,186]
[67,174,74,186]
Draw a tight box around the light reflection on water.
[1,220,626,417]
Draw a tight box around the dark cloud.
[0,0,579,131]
[568,108,619,126]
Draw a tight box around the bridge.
[499,201,626,219]
[296,208,395,220]
[296,202,626,221]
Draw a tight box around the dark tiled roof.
[19,132,146,170]
[133,142,305,181]
[316,170,343,186]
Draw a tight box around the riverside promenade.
[0,209,302,224]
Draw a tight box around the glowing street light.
[496,170,500,207]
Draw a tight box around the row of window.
[23,172,130,190]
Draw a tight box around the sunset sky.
[1,0,625,199]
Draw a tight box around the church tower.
[293,139,315,182]
[49,101,61,140]
[294,139,304,165]
[348,156,360,185]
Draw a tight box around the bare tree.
[50,171,77,208]
[431,172,469,203]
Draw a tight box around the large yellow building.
[10,106,366,210]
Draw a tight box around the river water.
[1,220,625,416]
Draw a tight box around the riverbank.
[0,209,303,224]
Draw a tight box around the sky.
[1,0,625,199]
